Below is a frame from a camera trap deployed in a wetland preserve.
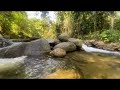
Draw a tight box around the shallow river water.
[0,44,120,79]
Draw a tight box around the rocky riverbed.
[0,33,120,79]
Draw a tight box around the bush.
[100,29,120,42]
[83,29,120,43]
[114,18,120,30]
[84,31,101,40]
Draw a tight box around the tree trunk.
[93,11,97,32]
[111,17,114,30]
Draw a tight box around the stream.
[0,44,120,79]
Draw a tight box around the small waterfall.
[82,44,120,56]
[0,56,27,79]
[0,56,27,63]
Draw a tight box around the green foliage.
[0,11,14,35]
[0,11,120,43]
[100,29,120,42]
[84,29,120,42]
[56,11,113,38]
[55,11,120,43]
[84,31,101,40]
[0,11,57,39]
[0,11,30,38]
[114,18,120,30]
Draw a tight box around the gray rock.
[0,42,26,58]
[50,48,66,57]
[54,42,76,52]
[68,38,83,49]
[0,39,51,58]
[58,33,70,42]
[4,43,27,58]
[24,39,51,56]
[0,48,7,58]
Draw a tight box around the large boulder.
[0,39,51,58]
[4,43,27,58]
[50,48,66,57]
[58,33,70,42]
[68,38,83,49]
[24,39,51,56]
[0,42,26,58]
[54,42,76,52]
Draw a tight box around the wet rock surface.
[68,38,83,50]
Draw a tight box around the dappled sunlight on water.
[44,69,81,79]
[66,51,120,79]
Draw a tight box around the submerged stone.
[44,69,81,79]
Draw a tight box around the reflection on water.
[45,69,81,79]
[66,51,120,79]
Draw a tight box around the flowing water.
[0,44,120,79]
